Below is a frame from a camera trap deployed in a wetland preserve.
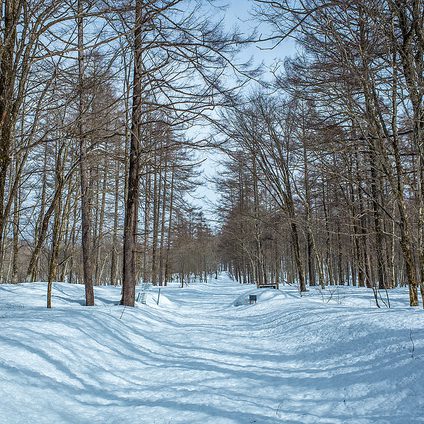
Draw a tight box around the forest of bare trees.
[1,0,424,308]
[0,0,241,307]
[217,0,424,308]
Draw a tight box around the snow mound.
[144,290,174,307]
[233,287,285,307]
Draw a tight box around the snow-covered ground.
[0,275,423,424]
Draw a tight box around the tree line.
[1,0,424,308]
[0,0,245,307]
[216,0,424,307]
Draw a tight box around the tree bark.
[121,0,143,306]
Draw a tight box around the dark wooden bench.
[257,282,279,289]
[249,295,257,304]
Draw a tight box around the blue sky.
[225,0,297,67]
[192,0,297,223]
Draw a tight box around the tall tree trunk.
[0,0,23,275]
[164,164,175,285]
[110,149,121,285]
[158,148,169,285]
[12,179,20,283]
[142,168,151,283]
[151,146,161,285]
[77,0,95,305]
[95,157,108,285]
[121,0,142,306]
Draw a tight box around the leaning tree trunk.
[47,144,67,308]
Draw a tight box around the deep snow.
[0,275,423,424]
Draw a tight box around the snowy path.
[0,275,423,423]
